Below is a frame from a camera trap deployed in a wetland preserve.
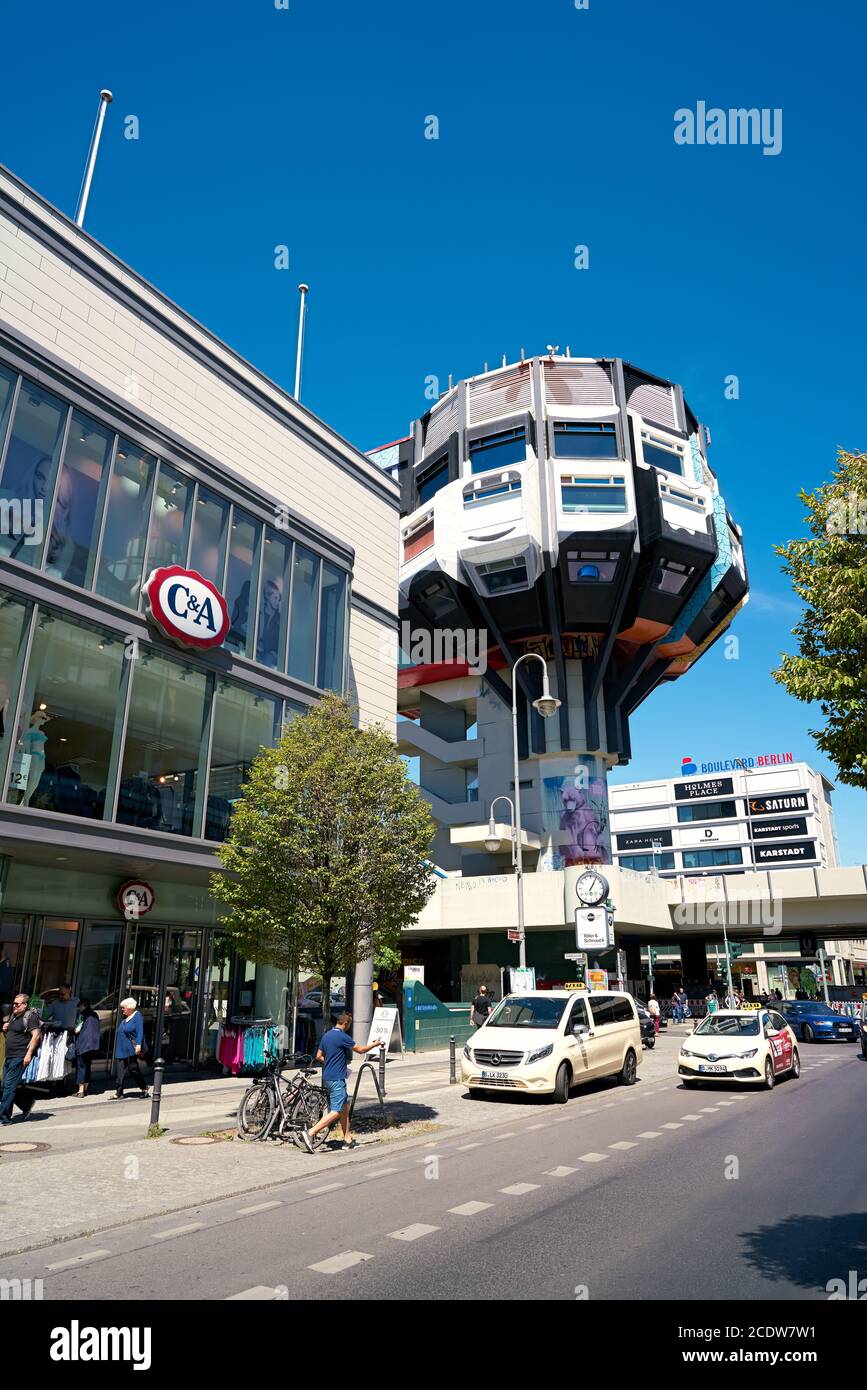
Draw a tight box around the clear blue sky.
[1,0,864,861]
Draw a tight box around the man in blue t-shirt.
[301,1012,380,1152]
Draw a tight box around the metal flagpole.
[75,90,113,228]
[293,283,309,399]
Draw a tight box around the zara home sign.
[143,566,230,650]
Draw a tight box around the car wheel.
[553,1062,571,1104]
[763,1057,775,1090]
[645,1034,655,1050]
[803,1023,814,1043]
[618,1049,637,1086]
[789,1049,801,1079]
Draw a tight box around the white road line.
[527,1123,548,1131]
[457,1142,482,1151]
[637,1130,662,1139]
[581,1108,599,1115]
[609,1141,638,1151]
[661,1122,683,1130]
[681,1114,704,1122]
[578,1152,609,1163]
[388,1223,440,1241]
[307,1182,344,1194]
[309,1250,373,1274]
[449,1201,493,1215]
[359,1167,400,1179]
[492,1131,517,1140]
[715,1100,736,1106]
[226,1286,284,1300]
[546,1165,578,1176]
[500,1182,541,1195]
[236,1201,282,1216]
[150,1223,205,1241]
[700,1106,721,1113]
[47,1249,112,1271]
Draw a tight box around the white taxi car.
[678,1008,800,1090]
[462,989,642,1102]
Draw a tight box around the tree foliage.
[773,450,867,790]
[210,694,436,1014]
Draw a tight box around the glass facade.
[117,652,210,835]
[469,427,526,475]
[554,421,619,459]
[0,366,349,690]
[207,681,284,841]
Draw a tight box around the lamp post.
[504,652,561,969]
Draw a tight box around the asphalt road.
[4,1043,864,1301]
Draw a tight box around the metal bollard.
[149,1056,165,1130]
[449,1035,456,1084]
[378,1046,386,1099]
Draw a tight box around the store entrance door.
[161,929,202,1064]
[121,923,166,1058]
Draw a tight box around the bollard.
[149,1056,165,1130]
[378,1045,387,1099]
[449,1035,456,1084]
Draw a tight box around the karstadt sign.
[143,566,230,650]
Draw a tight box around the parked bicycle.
[236,1051,330,1147]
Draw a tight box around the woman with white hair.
[113,998,149,1100]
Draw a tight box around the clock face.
[576,870,608,906]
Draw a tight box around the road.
[3,1042,863,1301]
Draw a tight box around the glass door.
[162,929,202,1065]
[121,923,166,1058]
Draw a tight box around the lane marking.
[151,1223,205,1241]
[577,1152,608,1163]
[47,1249,112,1271]
[457,1142,481,1151]
[226,1286,284,1300]
[715,1100,736,1106]
[527,1123,548,1131]
[449,1201,493,1215]
[681,1114,704,1122]
[700,1106,721,1113]
[546,1165,578,1176]
[309,1250,373,1274]
[637,1130,662,1139]
[359,1167,400,1180]
[609,1141,638,1151]
[236,1201,282,1216]
[500,1182,541,1195]
[492,1131,517,1140]
[307,1182,344,1194]
[388,1223,440,1241]
[661,1122,683,1130]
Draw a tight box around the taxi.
[677,1007,799,1090]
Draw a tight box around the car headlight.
[463,1045,472,1061]
[681,1047,698,1058]
[526,1043,553,1064]
[740,1048,758,1058]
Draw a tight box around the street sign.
[507,930,523,943]
[509,967,536,993]
[367,1007,399,1052]
[587,968,608,992]
[799,933,818,958]
[404,965,425,983]
[576,908,612,952]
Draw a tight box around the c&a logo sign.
[143,566,230,650]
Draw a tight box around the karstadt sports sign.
[143,566,230,650]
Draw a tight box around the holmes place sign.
[143,566,230,650]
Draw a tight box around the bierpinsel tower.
[369,352,748,878]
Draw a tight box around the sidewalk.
[0,1037,683,1255]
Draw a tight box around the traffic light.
[728,941,745,960]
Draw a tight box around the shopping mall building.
[0,162,399,1064]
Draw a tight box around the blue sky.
[0,0,864,861]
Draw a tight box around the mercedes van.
[462,989,642,1102]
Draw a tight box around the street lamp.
[510,651,561,969]
[484,795,517,860]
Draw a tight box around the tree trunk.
[321,973,332,1031]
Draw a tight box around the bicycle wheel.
[289,1085,330,1149]
[236,1082,276,1141]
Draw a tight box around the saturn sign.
[142,566,230,650]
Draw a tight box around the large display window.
[95,439,157,607]
[116,651,210,836]
[45,411,113,589]
[0,378,68,567]
[287,544,320,684]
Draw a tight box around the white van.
[462,989,642,1102]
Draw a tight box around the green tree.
[773,450,867,789]
[210,694,435,1028]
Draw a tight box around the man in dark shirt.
[1,993,41,1124]
[300,1011,380,1153]
[472,984,494,1028]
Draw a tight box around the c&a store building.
[0,161,399,1064]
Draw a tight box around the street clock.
[575,870,609,907]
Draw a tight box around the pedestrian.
[648,993,661,1033]
[471,984,494,1029]
[705,990,718,1015]
[113,998,149,1100]
[45,982,79,1029]
[300,1012,381,1152]
[678,987,689,1021]
[74,998,100,1097]
[0,993,41,1124]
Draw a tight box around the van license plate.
[698,1064,727,1074]
[481,1071,508,1082]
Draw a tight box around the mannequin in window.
[17,709,51,805]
